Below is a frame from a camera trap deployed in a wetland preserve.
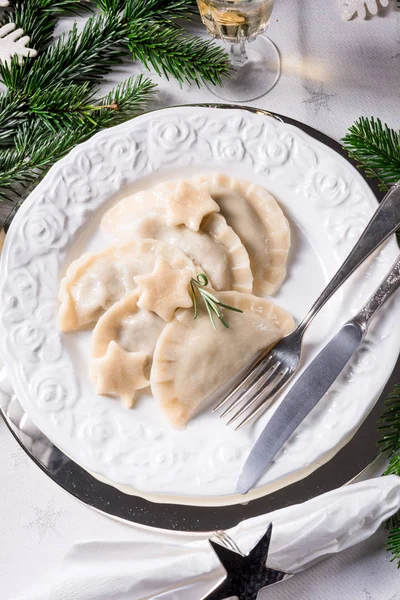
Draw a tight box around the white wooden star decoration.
[340,0,389,20]
[134,256,193,322]
[0,22,37,64]
[90,341,149,407]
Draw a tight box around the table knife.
[237,253,400,495]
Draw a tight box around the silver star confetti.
[302,83,335,116]
[25,501,65,541]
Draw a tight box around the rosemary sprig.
[190,273,243,329]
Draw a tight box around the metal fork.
[214,182,400,429]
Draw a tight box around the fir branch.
[0,92,26,147]
[91,75,157,127]
[378,384,400,456]
[28,82,97,130]
[0,75,156,201]
[127,19,230,86]
[378,383,400,566]
[0,14,127,92]
[1,0,91,55]
[122,0,197,23]
[342,117,400,191]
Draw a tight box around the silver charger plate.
[0,105,397,532]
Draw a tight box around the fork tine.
[225,361,282,423]
[213,354,273,412]
[219,359,279,418]
[235,369,292,430]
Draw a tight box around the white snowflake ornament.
[340,0,389,20]
[0,23,37,64]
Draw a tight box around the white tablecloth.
[1,1,400,598]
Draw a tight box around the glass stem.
[229,39,248,67]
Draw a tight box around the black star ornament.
[201,523,291,600]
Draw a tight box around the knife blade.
[236,321,365,495]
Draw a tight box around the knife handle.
[355,253,400,330]
[299,182,400,333]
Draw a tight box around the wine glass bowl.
[197,0,280,101]
[197,0,274,43]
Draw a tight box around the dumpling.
[91,290,165,360]
[90,341,149,408]
[91,290,165,406]
[162,180,220,231]
[180,174,291,295]
[58,239,194,332]
[134,256,193,322]
[101,189,253,294]
[151,292,294,428]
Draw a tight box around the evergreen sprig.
[0,74,156,199]
[128,19,229,85]
[378,384,400,566]
[1,0,92,55]
[342,117,400,191]
[0,0,229,202]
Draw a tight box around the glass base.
[207,36,280,103]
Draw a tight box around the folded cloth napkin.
[14,475,400,600]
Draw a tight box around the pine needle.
[0,75,156,201]
[342,117,400,191]
[1,0,91,55]
[0,2,229,199]
[378,383,400,566]
[128,19,230,86]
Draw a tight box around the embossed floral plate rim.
[0,104,399,510]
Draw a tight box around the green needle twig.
[378,383,400,566]
[190,273,243,329]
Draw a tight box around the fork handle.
[298,182,400,334]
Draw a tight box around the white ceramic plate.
[0,106,399,506]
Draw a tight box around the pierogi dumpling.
[101,190,253,294]
[160,174,291,296]
[58,239,195,332]
[151,292,294,428]
[91,290,165,405]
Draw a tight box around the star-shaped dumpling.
[164,181,219,231]
[90,340,149,408]
[134,256,193,322]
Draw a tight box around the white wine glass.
[197,0,280,102]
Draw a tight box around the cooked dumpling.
[101,190,252,294]
[91,290,165,405]
[58,239,194,332]
[91,290,165,360]
[134,256,193,322]
[177,174,291,295]
[90,341,149,408]
[151,292,294,428]
[163,180,219,231]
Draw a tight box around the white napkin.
[14,475,400,600]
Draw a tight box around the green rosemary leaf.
[204,299,216,330]
[215,301,244,313]
[190,281,199,320]
[190,274,243,329]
